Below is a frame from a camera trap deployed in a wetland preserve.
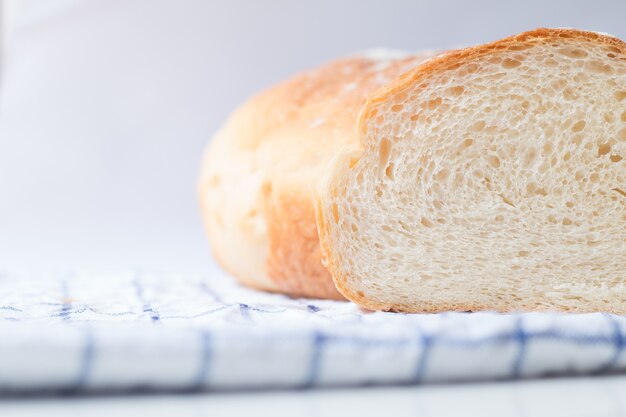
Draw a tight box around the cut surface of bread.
[317,29,626,313]
[198,51,437,299]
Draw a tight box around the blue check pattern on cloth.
[0,269,625,392]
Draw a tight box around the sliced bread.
[317,28,626,312]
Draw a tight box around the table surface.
[2,375,626,417]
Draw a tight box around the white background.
[1,0,625,273]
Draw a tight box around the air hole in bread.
[545,58,559,67]
[391,104,404,112]
[420,217,434,228]
[573,170,584,181]
[486,155,501,168]
[500,194,516,207]
[572,134,583,146]
[543,142,554,154]
[523,148,539,167]
[435,168,449,181]
[426,97,442,109]
[502,58,522,69]
[378,139,392,171]
[550,156,558,167]
[527,183,548,196]
[615,91,626,101]
[571,120,586,132]
[558,46,588,58]
[610,154,623,162]
[482,176,493,191]
[447,86,465,97]
[385,163,395,179]
[471,121,486,132]
[598,143,612,156]
[574,72,591,83]
[563,87,578,100]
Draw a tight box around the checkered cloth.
[0,269,624,392]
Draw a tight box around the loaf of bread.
[198,51,437,298]
[317,28,626,312]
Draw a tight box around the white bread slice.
[198,52,437,299]
[317,29,626,313]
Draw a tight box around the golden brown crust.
[319,28,626,312]
[200,52,437,299]
[265,187,343,299]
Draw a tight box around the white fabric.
[0,269,625,392]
